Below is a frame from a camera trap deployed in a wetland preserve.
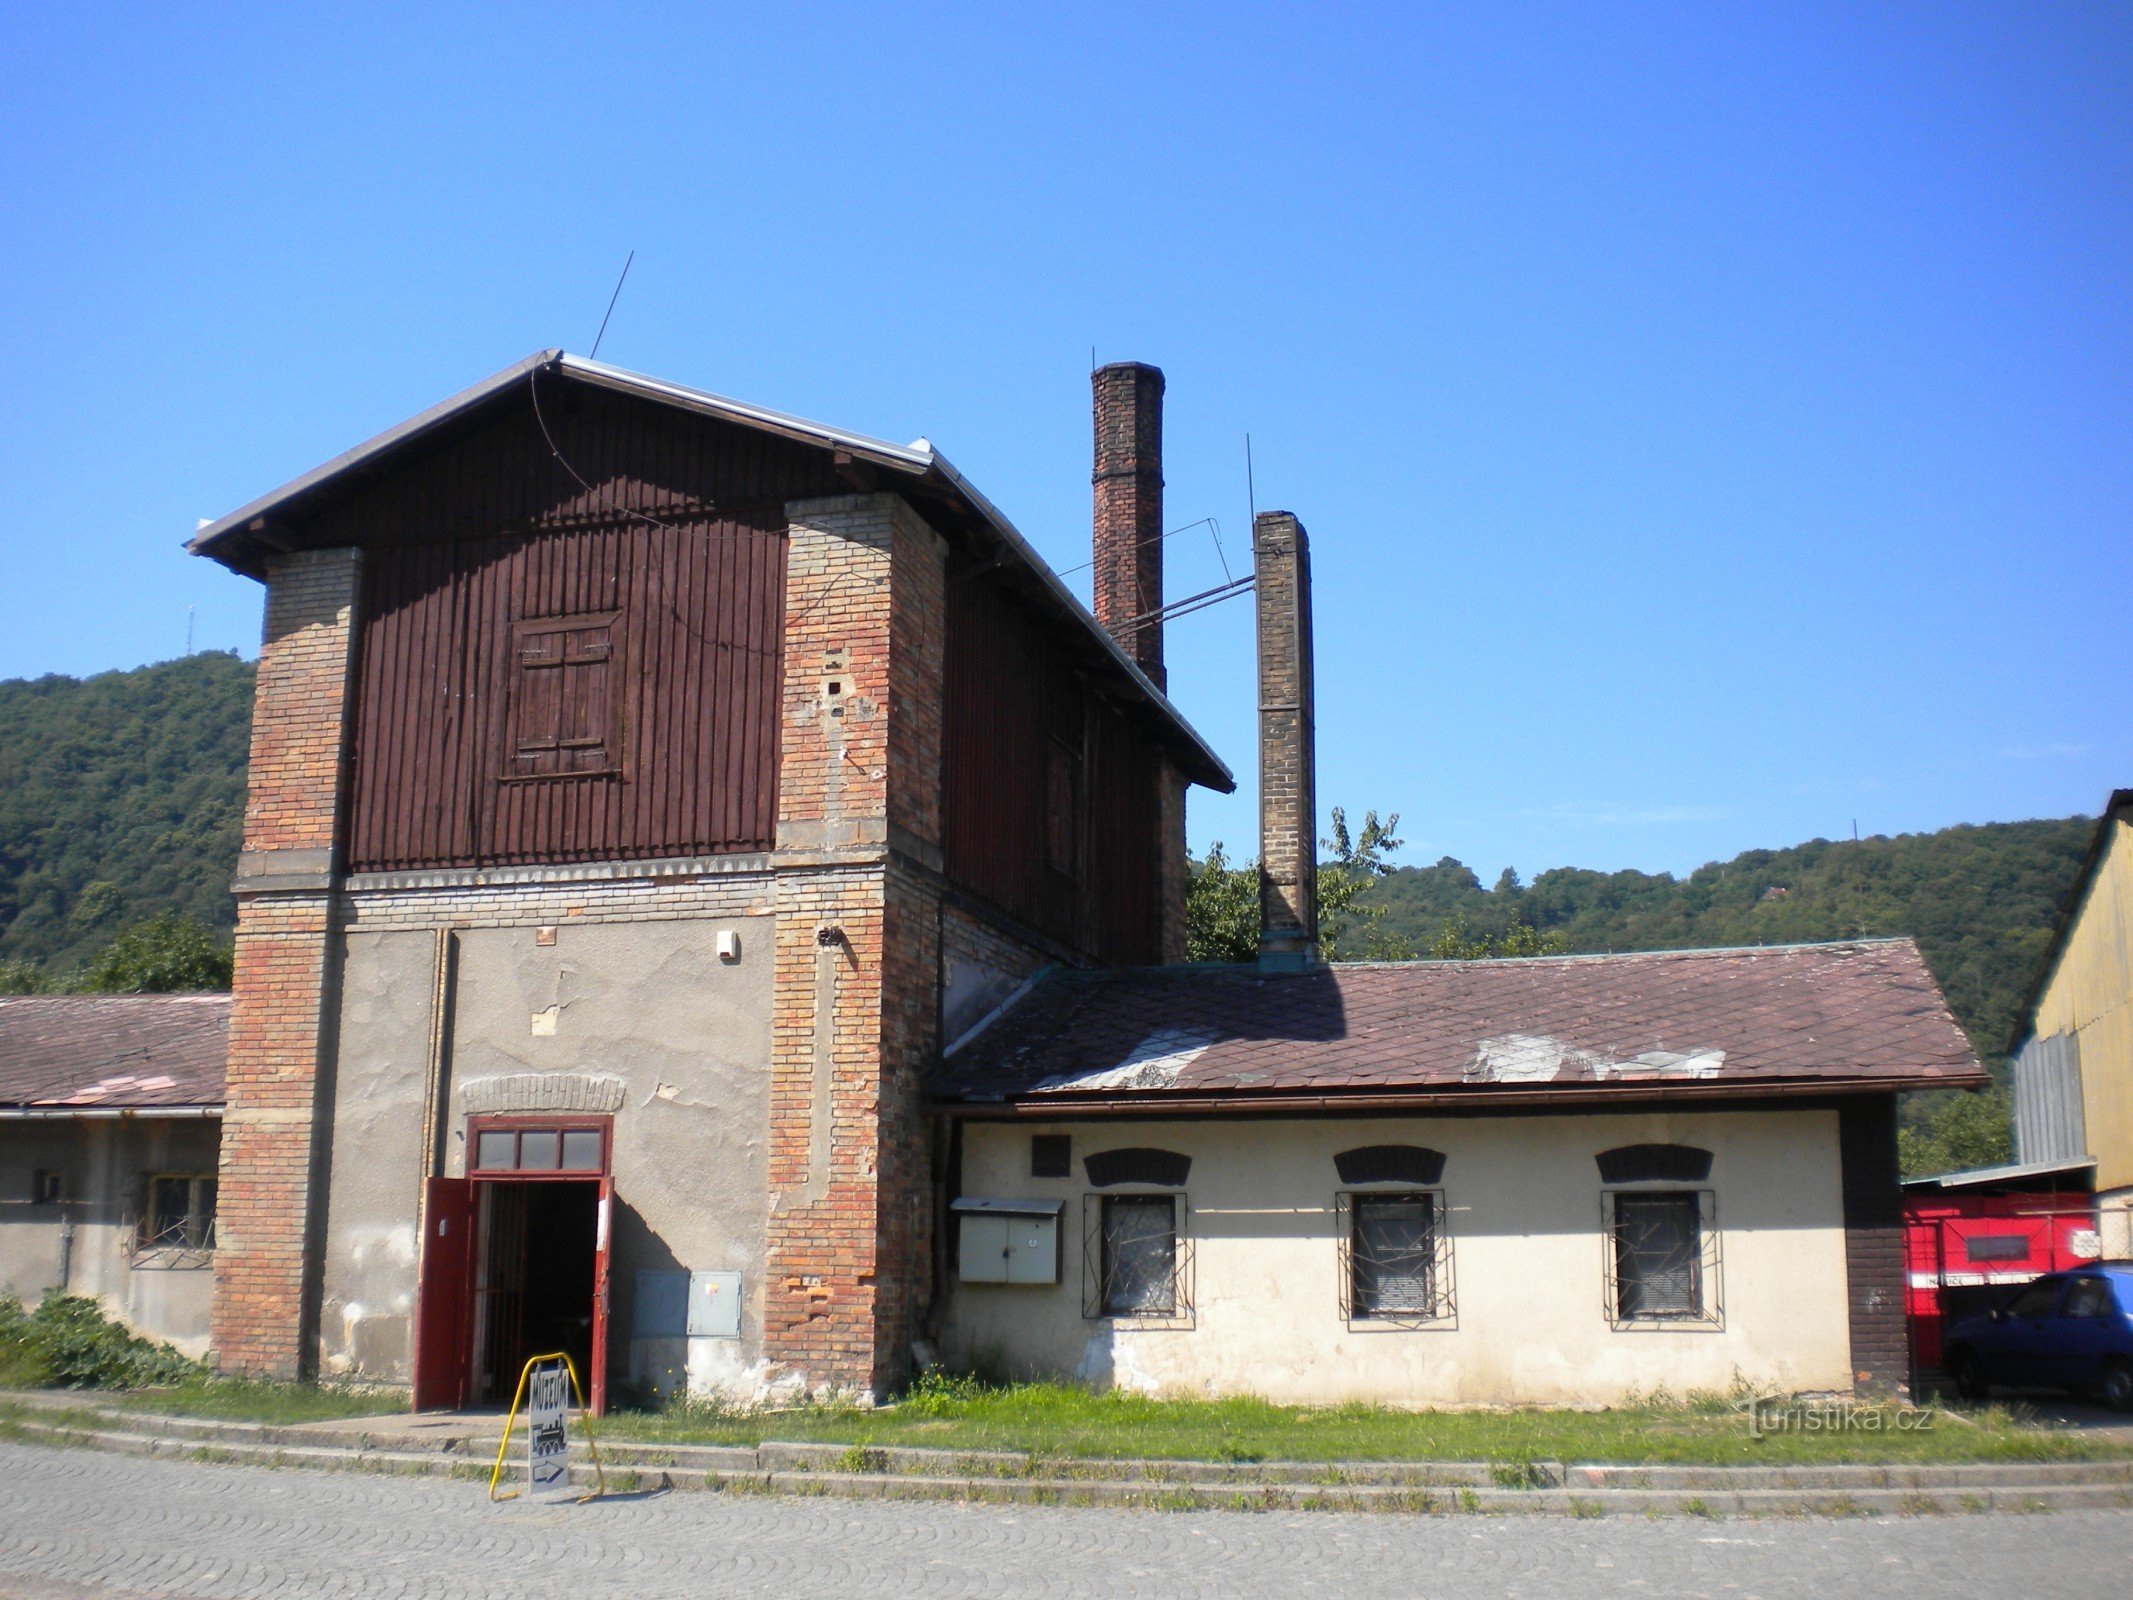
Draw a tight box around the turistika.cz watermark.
[1742,1397,1933,1438]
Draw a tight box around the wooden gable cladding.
[942,578,1162,965]
[348,516,785,870]
[335,382,831,872]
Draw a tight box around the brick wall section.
[1838,1096,1909,1399]
[340,864,773,932]
[765,494,945,1396]
[211,548,363,1378]
[1253,512,1317,967]
[1091,363,1165,689]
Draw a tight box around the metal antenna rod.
[589,250,635,360]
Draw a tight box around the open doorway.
[441,1115,613,1411]
[472,1180,598,1403]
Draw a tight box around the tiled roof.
[933,939,1983,1107]
[0,995,229,1110]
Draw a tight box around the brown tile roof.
[0,995,229,1110]
[933,939,1984,1110]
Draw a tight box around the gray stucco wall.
[0,1118,221,1355]
[319,909,775,1397]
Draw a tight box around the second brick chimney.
[1255,510,1317,971]
[1091,362,1166,689]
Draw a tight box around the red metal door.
[590,1176,613,1417]
[411,1177,474,1411]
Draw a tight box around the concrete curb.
[5,1402,2131,1517]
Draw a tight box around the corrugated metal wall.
[330,384,840,872]
[942,580,1162,965]
[2030,815,2133,1190]
[2013,1032,2088,1167]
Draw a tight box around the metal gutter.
[936,1072,1990,1120]
[0,1106,222,1121]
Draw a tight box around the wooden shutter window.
[510,612,618,778]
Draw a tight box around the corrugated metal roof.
[934,938,1986,1111]
[187,351,1232,792]
[0,995,229,1110]
[1901,1156,2096,1192]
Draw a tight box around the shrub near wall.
[0,1294,202,1389]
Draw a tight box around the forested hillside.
[0,653,252,974]
[1359,817,2094,1063]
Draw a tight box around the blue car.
[1942,1265,2133,1411]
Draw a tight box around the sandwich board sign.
[488,1351,604,1502]
[526,1357,571,1498]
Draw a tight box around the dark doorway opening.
[473,1180,597,1404]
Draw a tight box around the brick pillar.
[1839,1096,1909,1400]
[766,494,944,1398]
[1091,362,1165,688]
[210,547,362,1378]
[1254,511,1317,972]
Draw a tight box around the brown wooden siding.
[943,580,1162,964]
[331,383,840,872]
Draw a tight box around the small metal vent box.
[953,1198,1062,1285]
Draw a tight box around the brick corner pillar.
[767,493,945,1400]
[1838,1095,1910,1401]
[210,545,363,1380]
[1091,361,1165,689]
[1254,511,1317,973]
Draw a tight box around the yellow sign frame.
[486,1350,607,1503]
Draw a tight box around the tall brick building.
[192,353,1229,1406]
[195,351,1973,1411]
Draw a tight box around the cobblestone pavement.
[0,1442,2127,1600]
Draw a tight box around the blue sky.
[2,4,2127,880]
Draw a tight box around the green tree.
[1898,1086,2013,1179]
[0,959,52,995]
[1184,841,1259,963]
[1320,807,1413,960]
[1425,916,1568,960]
[71,913,232,993]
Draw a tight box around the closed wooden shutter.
[511,613,617,777]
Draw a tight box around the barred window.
[138,1174,217,1254]
[1100,1195,1177,1317]
[1605,1188,1721,1326]
[1337,1190,1455,1326]
[1351,1193,1437,1316]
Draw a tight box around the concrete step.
[9,1407,2132,1516]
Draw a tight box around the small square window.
[31,1170,62,1206]
[137,1174,216,1253]
[476,1131,519,1170]
[517,1130,561,1171]
[561,1129,603,1171]
[1030,1135,1070,1179]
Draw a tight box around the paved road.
[0,1441,2127,1600]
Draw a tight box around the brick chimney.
[1255,511,1317,972]
[1091,362,1165,688]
